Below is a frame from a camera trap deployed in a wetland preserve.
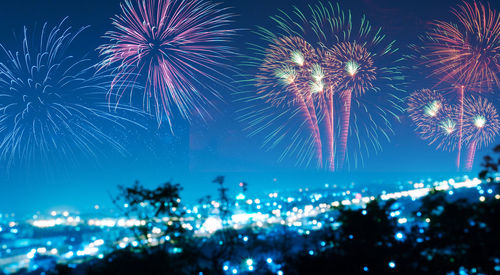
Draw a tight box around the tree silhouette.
[111,181,186,252]
[479,144,500,181]
[415,190,500,273]
[212,176,232,225]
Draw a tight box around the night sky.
[0,0,495,214]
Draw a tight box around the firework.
[435,105,461,151]
[422,1,500,169]
[462,96,500,170]
[408,90,499,169]
[426,1,500,90]
[99,0,235,128]
[0,20,143,166]
[407,89,465,152]
[256,36,324,166]
[324,41,377,168]
[317,4,404,169]
[407,89,449,144]
[240,2,404,170]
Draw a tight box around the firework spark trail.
[325,90,335,171]
[306,96,323,166]
[300,60,324,165]
[303,87,323,166]
[465,140,477,171]
[313,49,335,170]
[294,82,323,164]
[339,89,352,168]
[457,85,465,169]
[99,0,235,129]
[0,20,145,166]
[423,1,500,169]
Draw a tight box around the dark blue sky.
[0,0,495,214]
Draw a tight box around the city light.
[0,175,495,274]
[389,261,396,269]
[395,232,405,241]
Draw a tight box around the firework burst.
[0,20,144,166]
[408,90,499,170]
[256,36,324,165]
[419,0,500,169]
[256,36,318,106]
[313,4,404,169]
[426,1,500,90]
[407,89,465,152]
[462,96,500,170]
[99,0,235,128]
[435,105,461,151]
[407,89,451,146]
[240,2,404,170]
[324,41,378,168]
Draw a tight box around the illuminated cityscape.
[1,175,499,274]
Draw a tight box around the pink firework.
[407,89,449,145]
[324,42,377,168]
[256,36,324,166]
[243,2,403,170]
[424,1,500,169]
[99,0,235,128]
[317,49,337,171]
[407,89,463,152]
[462,96,500,170]
[426,1,500,91]
[435,105,461,152]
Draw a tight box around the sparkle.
[310,81,324,94]
[424,101,441,117]
[345,60,360,76]
[311,64,324,82]
[440,119,456,134]
[275,66,297,85]
[474,115,486,128]
[388,261,396,269]
[291,51,305,66]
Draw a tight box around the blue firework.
[0,20,143,165]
